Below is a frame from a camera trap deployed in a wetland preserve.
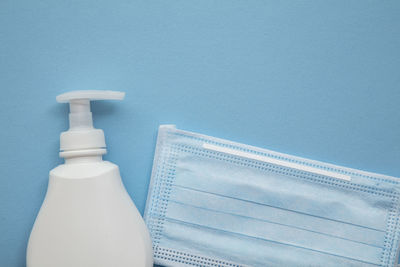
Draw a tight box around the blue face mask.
[144,125,400,267]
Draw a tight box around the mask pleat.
[169,185,385,247]
[173,147,392,231]
[157,217,380,267]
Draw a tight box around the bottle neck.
[60,148,107,164]
[65,155,103,164]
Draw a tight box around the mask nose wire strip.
[202,143,352,182]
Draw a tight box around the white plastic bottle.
[27,90,153,267]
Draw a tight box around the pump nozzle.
[56,90,125,156]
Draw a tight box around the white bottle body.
[27,159,153,267]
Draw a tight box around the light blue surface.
[0,1,399,266]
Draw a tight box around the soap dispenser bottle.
[27,90,153,267]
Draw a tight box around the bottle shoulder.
[50,161,119,179]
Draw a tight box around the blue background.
[1,1,400,266]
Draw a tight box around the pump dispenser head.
[56,90,125,157]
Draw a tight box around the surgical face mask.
[144,125,400,267]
